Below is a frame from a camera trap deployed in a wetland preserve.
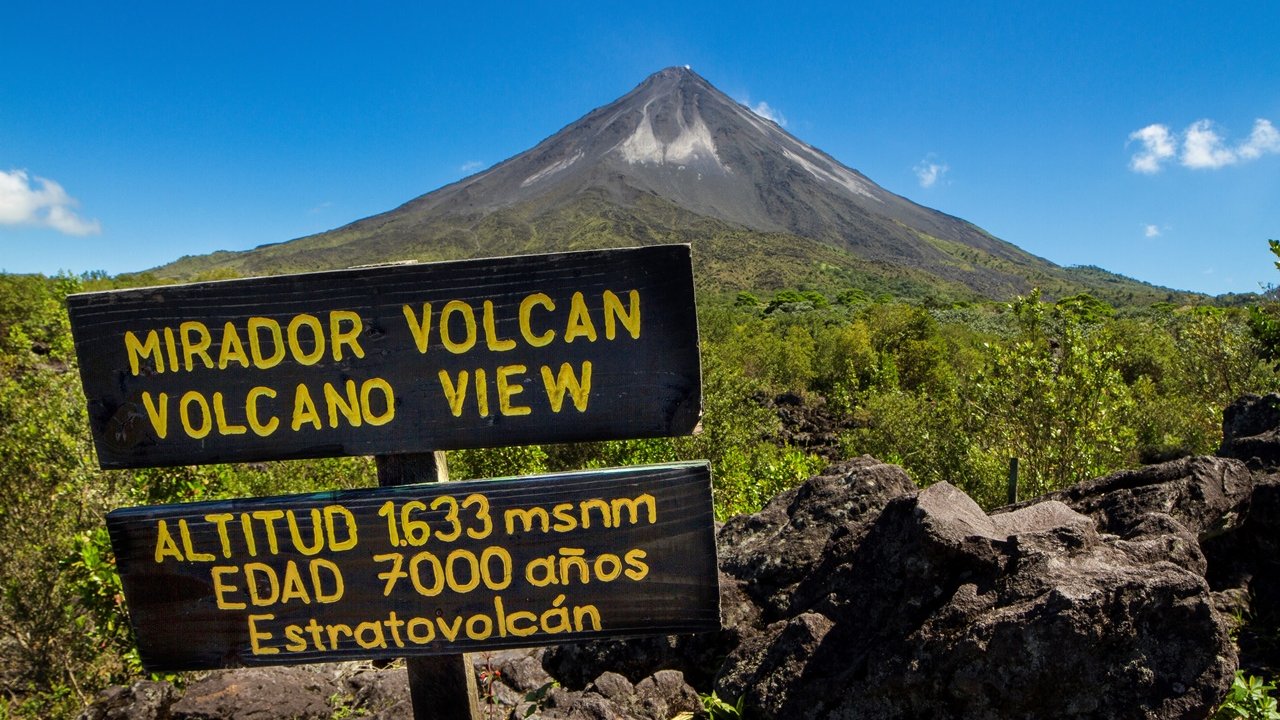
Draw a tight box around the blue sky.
[2,1,1277,295]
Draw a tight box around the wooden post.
[375,451,482,720]
[1007,457,1019,505]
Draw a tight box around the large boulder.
[1220,393,1280,468]
[717,456,918,620]
[718,482,1234,719]
[542,456,914,687]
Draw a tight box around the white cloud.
[459,160,485,173]
[0,169,101,235]
[1128,124,1176,173]
[748,101,786,127]
[1240,118,1280,160]
[1181,120,1237,169]
[1129,118,1280,173]
[914,157,949,188]
[1143,224,1161,238]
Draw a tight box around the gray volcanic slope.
[155,67,1177,302]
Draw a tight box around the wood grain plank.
[68,246,701,468]
[106,462,719,671]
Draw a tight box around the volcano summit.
[156,67,1181,303]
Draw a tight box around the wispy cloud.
[914,156,949,188]
[1128,125,1176,174]
[0,169,101,235]
[748,101,787,127]
[1128,118,1280,173]
[1143,224,1162,238]
[460,160,485,173]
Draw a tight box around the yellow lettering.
[153,520,183,563]
[476,368,489,417]
[248,317,285,369]
[284,625,307,652]
[438,370,469,417]
[205,513,235,557]
[330,310,365,361]
[519,293,555,347]
[279,561,311,604]
[573,604,602,632]
[211,566,246,609]
[496,364,531,416]
[247,386,279,436]
[611,494,657,526]
[286,314,325,365]
[360,378,395,426]
[603,289,641,340]
[507,610,538,636]
[251,510,284,554]
[125,330,164,375]
[163,327,179,372]
[245,563,280,606]
[178,519,215,562]
[564,291,597,343]
[324,380,362,428]
[141,392,169,439]
[624,548,650,581]
[355,621,388,649]
[579,499,612,529]
[505,507,550,534]
[213,392,247,435]
[324,506,358,552]
[286,509,324,556]
[482,300,516,351]
[440,300,477,354]
[402,303,433,354]
[247,613,279,655]
[180,321,214,371]
[541,361,592,413]
[291,384,322,431]
[179,391,212,439]
[218,322,249,369]
[406,617,435,644]
[310,558,345,603]
[551,503,577,532]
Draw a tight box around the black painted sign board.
[106,462,718,671]
[67,245,701,469]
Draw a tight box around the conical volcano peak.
[156,67,1125,304]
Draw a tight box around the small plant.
[1214,671,1280,720]
[478,652,502,719]
[327,691,369,719]
[671,691,745,720]
[522,680,559,718]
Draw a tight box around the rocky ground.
[79,394,1280,719]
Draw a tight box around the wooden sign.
[106,462,718,671]
[67,246,701,469]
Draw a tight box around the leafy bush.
[1214,671,1280,720]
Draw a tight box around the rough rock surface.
[721,483,1233,718]
[167,666,342,720]
[1219,392,1280,468]
[78,680,175,720]
[1211,393,1280,676]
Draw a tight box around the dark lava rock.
[1012,455,1254,542]
[78,680,176,720]
[719,482,1235,719]
[1220,393,1280,468]
[718,456,918,620]
[543,457,911,689]
[169,667,341,720]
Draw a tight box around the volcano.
[155,67,1183,303]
